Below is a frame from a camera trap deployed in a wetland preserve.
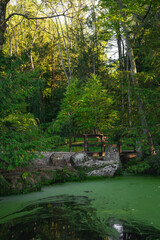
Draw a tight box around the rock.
[70,152,89,167]
[49,152,75,168]
[34,152,55,166]
[80,159,109,168]
[70,148,120,177]
[87,164,119,177]
[104,145,120,164]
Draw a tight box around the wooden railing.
[69,134,137,158]
[69,134,107,156]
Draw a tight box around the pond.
[0,176,160,240]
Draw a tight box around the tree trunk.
[60,0,72,79]
[117,28,124,112]
[58,16,72,80]
[126,51,132,127]
[7,14,12,56]
[54,17,69,83]
[30,19,38,70]
[0,0,10,55]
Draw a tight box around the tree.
[55,75,118,136]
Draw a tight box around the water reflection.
[108,218,160,240]
[0,195,160,240]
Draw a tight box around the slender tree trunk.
[91,1,97,75]
[54,17,69,83]
[116,0,155,155]
[117,29,124,112]
[58,16,72,79]
[30,19,38,70]
[126,51,132,127]
[7,15,12,56]
[92,20,96,75]
[60,0,72,79]
[44,1,70,83]
[12,25,18,55]
[24,20,28,50]
[51,37,55,109]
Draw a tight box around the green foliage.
[21,172,32,184]
[0,113,37,130]
[77,168,87,181]
[55,75,118,136]
[126,153,160,175]
[0,55,45,121]
[0,175,10,196]
[0,114,64,170]
[145,153,160,175]
[126,160,150,174]
[0,113,37,170]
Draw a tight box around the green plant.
[77,168,87,181]
[0,114,65,170]
[125,152,160,176]
[0,175,10,196]
[126,161,150,174]
[146,153,160,175]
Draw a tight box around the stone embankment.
[0,146,120,196]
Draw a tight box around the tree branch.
[1,8,73,27]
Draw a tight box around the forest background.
[0,0,160,174]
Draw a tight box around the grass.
[53,144,69,152]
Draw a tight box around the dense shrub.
[145,153,160,175]
[126,160,150,174]
[125,153,160,175]
[0,115,64,170]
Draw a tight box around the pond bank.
[0,150,120,196]
[0,152,80,196]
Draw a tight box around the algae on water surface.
[0,176,160,239]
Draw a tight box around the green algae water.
[0,176,160,239]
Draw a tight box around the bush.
[145,153,160,175]
[125,153,160,175]
[126,161,150,174]
[0,115,64,170]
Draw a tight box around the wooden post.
[84,134,88,152]
[117,137,122,154]
[97,136,100,142]
[69,136,72,152]
[101,135,105,156]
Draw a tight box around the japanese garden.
[0,0,160,239]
